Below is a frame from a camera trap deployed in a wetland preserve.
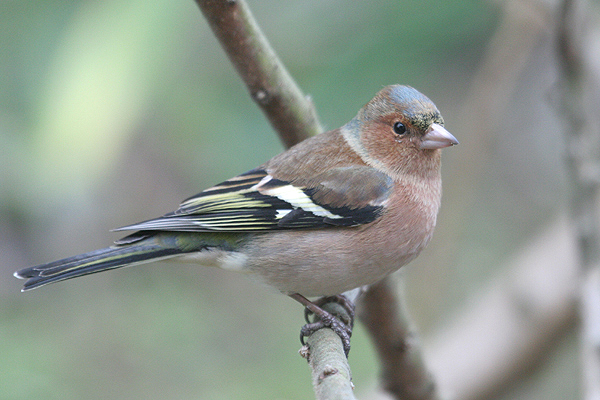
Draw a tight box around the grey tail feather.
[14,241,185,291]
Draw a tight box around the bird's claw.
[300,312,353,356]
[299,294,355,356]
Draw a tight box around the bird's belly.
[243,223,433,297]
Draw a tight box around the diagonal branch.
[195,0,323,148]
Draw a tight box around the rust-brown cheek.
[360,122,416,178]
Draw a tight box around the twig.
[195,0,323,148]
[358,278,440,400]
[557,0,600,398]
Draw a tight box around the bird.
[15,85,457,352]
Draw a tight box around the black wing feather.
[114,167,391,234]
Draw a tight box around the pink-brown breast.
[243,173,442,297]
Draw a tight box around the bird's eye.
[393,122,407,135]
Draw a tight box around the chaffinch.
[15,85,457,347]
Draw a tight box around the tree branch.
[195,0,323,148]
[301,301,357,400]
[358,278,440,400]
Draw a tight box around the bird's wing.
[114,166,392,234]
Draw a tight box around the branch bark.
[358,278,440,400]
[301,301,357,400]
[195,0,323,148]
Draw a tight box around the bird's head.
[342,85,458,178]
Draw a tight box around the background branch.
[426,216,578,400]
[557,0,600,398]
[358,278,440,400]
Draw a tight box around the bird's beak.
[420,123,459,150]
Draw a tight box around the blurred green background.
[0,0,583,399]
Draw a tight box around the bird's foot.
[289,293,355,356]
[303,295,356,327]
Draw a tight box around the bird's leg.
[289,293,355,356]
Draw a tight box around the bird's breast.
[242,178,442,297]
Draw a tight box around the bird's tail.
[14,234,187,291]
